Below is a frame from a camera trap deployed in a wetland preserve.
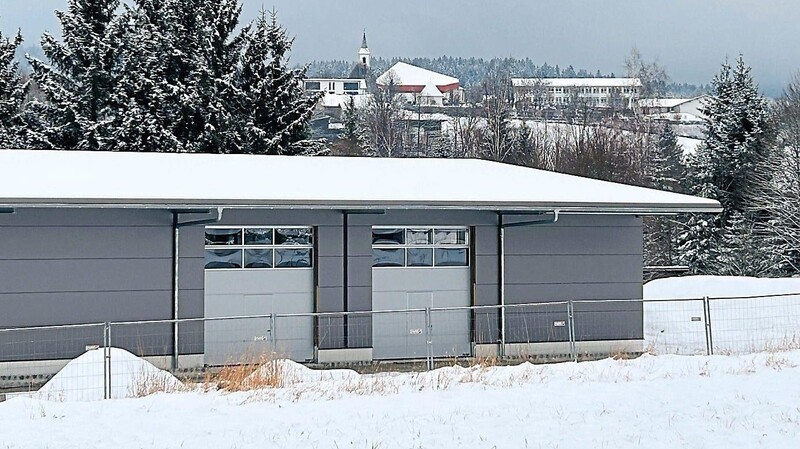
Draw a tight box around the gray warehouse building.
[0,150,720,369]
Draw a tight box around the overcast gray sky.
[1,0,797,94]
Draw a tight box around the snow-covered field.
[2,351,800,448]
[2,275,800,448]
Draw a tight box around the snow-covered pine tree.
[643,124,686,268]
[107,0,181,151]
[28,0,120,150]
[646,124,684,193]
[238,9,321,155]
[681,55,772,274]
[0,29,29,148]
[334,96,367,155]
[169,0,249,153]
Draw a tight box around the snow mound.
[644,276,800,355]
[36,348,183,401]
[246,359,360,386]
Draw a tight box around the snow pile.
[644,276,800,355]
[246,359,359,386]
[34,348,182,401]
[3,352,800,448]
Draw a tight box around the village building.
[376,61,463,105]
[512,77,643,112]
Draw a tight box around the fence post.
[103,322,111,400]
[567,301,577,363]
[702,296,714,355]
[269,313,277,357]
[425,307,433,371]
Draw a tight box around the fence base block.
[474,344,501,359]
[504,339,645,360]
[317,348,373,364]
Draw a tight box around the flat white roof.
[0,150,720,213]
[377,62,459,87]
[638,98,695,108]
[512,78,642,88]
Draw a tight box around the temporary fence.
[1,291,798,400]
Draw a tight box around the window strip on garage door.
[372,227,469,268]
[204,226,314,269]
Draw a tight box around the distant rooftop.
[512,78,643,88]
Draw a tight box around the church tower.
[358,31,371,69]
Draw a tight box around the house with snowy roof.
[0,150,720,374]
[638,96,708,122]
[377,61,463,105]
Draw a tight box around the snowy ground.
[2,351,800,448]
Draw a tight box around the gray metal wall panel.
[346,225,372,257]
[0,258,173,294]
[317,224,344,257]
[505,283,642,303]
[318,256,344,288]
[0,226,172,260]
[502,214,644,343]
[358,210,498,226]
[474,255,500,285]
[0,208,173,227]
[0,208,205,361]
[504,255,643,285]
[504,226,643,256]
[179,226,206,258]
[474,224,499,256]
[0,291,172,327]
[505,214,641,228]
[215,209,343,227]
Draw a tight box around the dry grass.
[127,371,183,398]
[206,352,291,393]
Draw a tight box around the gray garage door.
[372,227,472,360]
[203,227,315,365]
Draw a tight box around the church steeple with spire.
[358,30,371,69]
[350,31,372,79]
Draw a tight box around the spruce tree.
[238,9,320,155]
[0,29,29,148]
[335,96,367,155]
[28,0,120,150]
[681,56,772,274]
[644,124,686,268]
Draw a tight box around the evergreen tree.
[681,56,772,274]
[239,10,320,155]
[28,0,120,150]
[646,124,684,193]
[108,0,181,151]
[644,124,686,268]
[335,96,366,155]
[0,29,29,148]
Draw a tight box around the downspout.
[498,210,560,358]
[171,207,224,370]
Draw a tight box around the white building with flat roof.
[512,77,643,110]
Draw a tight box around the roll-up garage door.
[203,226,315,365]
[371,227,472,360]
